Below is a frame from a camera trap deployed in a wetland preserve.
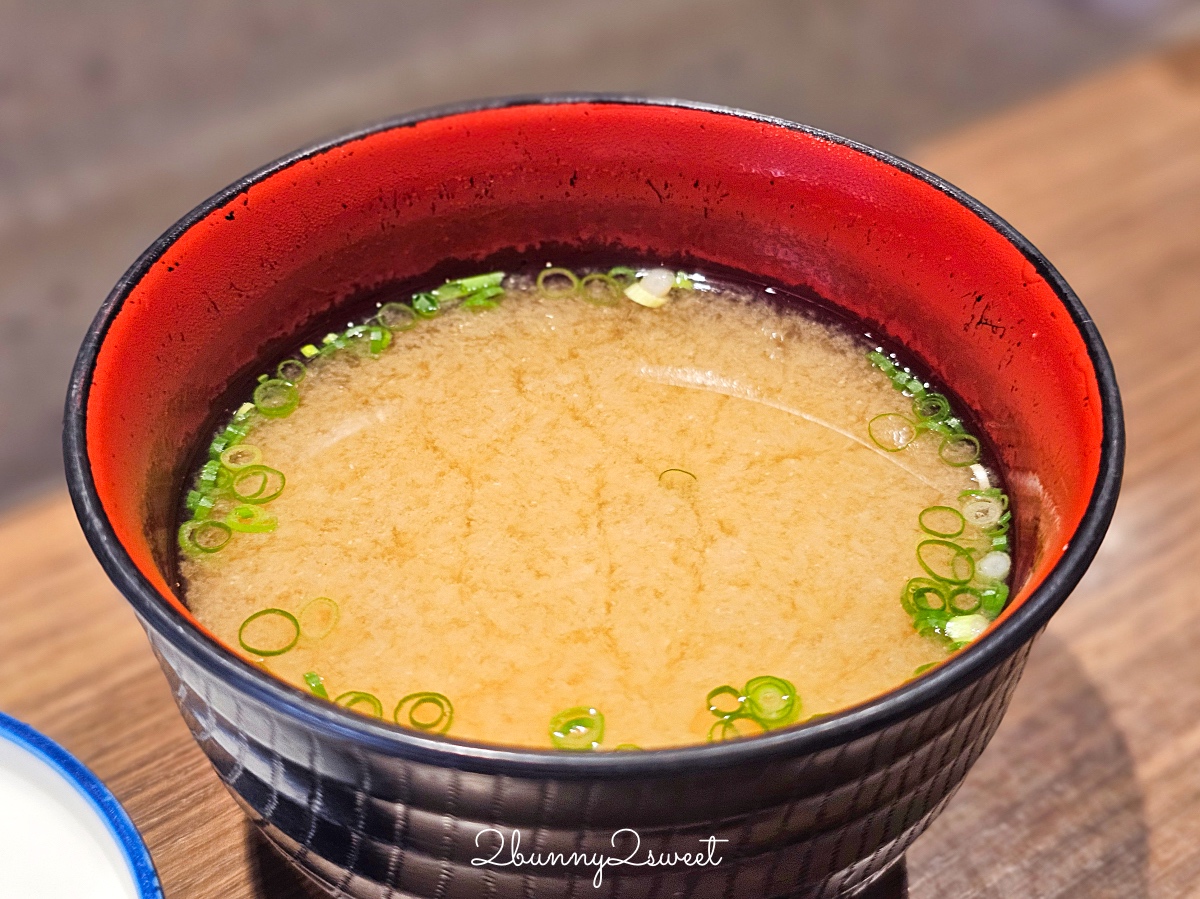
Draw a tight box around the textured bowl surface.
[65,97,1122,898]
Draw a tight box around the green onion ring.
[178,519,232,554]
[548,706,604,750]
[411,293,440,319]
[536,267,580,298]
[253,379,300,418]
[276,359,307,384]
[225,504,277,533]
[299,596,340,640]
[335,691,384,718]
[377,302,418,331]
[706,716,764,743]
[303,671,329,699]
[743,676,801,729]
[868,413,917,452]
[237,608,300,657]
[912,585,947,612]
[231,465,286,504]
[395,692,453,734]
[705,685,745,719]
[912,393,950,421]
[949,587,983,614]
[939,434,981,467]
[579,272,622,305]
[918,505,966,538]
[916,539,976,585]
[219,444,262,471]
[613,744,642,751]
[607,266,637,286]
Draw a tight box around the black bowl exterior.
[65,95,1124,899]
[151,626,1029,898]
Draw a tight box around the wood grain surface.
[3,43,1200,898]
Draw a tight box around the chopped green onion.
[304,671,329,699]
[579,273,622,306]
[300,343,320,359]
[548,706,604,750]
[536,267,580,298]
[977,551,1012,581]
[395,692,453,734]
[945,614,989,645]
[377,302,417,331]
[253,379,300,418]
[939,434,981,467]
[411,292,440,318]
[449,271,505,293]
[335,691,384,718]
[913,393,950,422]
[918,505,965,538]
[342,323,392,355]
[607,266,637,286]
[868,413,917,451]
[961,493,1005,528]
[901,577,946,616]
[299,596,340,640]
[178,519,233,554]
[613,744,642,751]
[277,359,307,384]
[237,608,300,657]
[231,465,286,504]
[219,444,263,471]
[707,715,764,742]
[917,540,976,584]
[743,675,800,729]
[659,468,698,490]
[980,583,1009,618]
[462,285,504,310]
[225,504,277,533]
[911,583,948,612]
[949,586,983,614]
[674,271,695,290]
[912,662,938,676]
[706,685,745,718]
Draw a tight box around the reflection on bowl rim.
[63,94,1124,775]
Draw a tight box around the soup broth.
[179,266,1011,749]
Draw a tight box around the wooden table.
[4,43,1200,898]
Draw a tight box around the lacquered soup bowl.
[65,97,1123,898]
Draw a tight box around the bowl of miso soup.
[65,96,1123,899]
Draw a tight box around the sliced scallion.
[253,379,300,418]
[231,465,286,505]
[304,671,329,699]
[918,505,965,538]
[377,302,418,331]
[178,519,233,554]
[868,413,917,452]
[225,504,277,533]
[536,267,580,298]
[335,691,384,718]
[744,675,800,729]
[237,608,300,657]
[219,444,263,471]
[299,597,340,640]
[548,706,604,750]
[395,692,453,734]
[916,540,976,585]
[705,685,745,719]
[579,273,622,306]
[277,359,307,384]
[939,434,981,467]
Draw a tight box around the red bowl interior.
[81,99,1106,645]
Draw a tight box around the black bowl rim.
[64,94,1124,777]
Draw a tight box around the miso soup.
[178,265,1013,750]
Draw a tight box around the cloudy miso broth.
[179,266,1012,749]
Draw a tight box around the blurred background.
[2,0,1199,510]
